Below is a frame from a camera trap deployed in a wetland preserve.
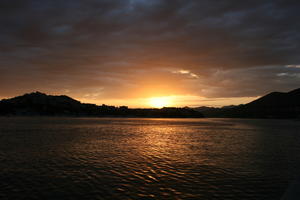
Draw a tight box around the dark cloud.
[0,0,300,105]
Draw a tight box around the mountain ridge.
[0,92,204,118]
[1,88,300,118]
[196,88,300,118]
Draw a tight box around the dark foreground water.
[0,118,300,200]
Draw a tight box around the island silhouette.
[0,92,203,118]
[0,88,299,118]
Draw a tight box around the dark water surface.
[0,117,300,199]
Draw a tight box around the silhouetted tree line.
[0,92,204,118]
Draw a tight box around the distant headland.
[1,88,300,118]
[195,88,300,119]
[0,92,203,118]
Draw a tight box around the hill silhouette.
[196,88,300,118]
[0,92,204,118]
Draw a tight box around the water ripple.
[0,117,300,199]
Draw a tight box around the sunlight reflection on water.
[0,118,300,199]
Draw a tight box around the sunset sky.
[1,0,300,107]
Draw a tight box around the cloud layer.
[1,0,300,106]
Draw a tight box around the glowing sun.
[148,97,171,108]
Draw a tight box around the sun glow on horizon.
[148,97,172,108]
[77,94,258,108]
